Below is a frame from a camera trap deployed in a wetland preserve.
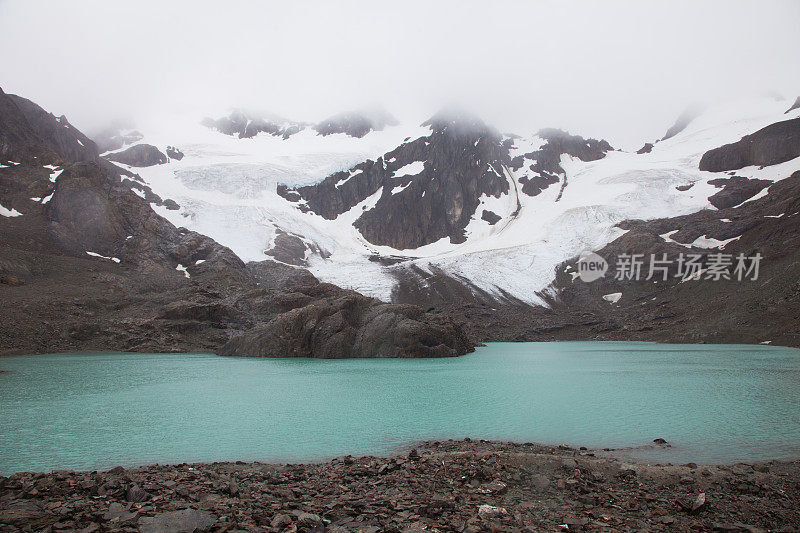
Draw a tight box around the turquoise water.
[1,342,799,474]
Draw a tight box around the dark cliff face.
[7,94,99,163]
[281,109,512,249]
[0,88,475,358]
[0,87,54,163]
[699,117,800,172]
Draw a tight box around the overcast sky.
[0,0,798,147]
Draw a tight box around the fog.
[0,0,798,148]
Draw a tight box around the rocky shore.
[1,440,798,532]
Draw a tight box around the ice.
[603,292,622,303]
[49,169,63,183]
[124,97,795,304]
[86,251,120,263]
[390,182,411,195]
[734,187,770,207]
[392,161,424,179]
[691,235,741,249]
[176,264,190,278]
[335,169,363,188]
[0,204,23,217]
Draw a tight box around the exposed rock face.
[314,107,398,138]
[264,230,313,266]
[165,146,184,160]
[0,87,53,163]
[201,110,306,139]
[281,109,513,249]
[707,176,771,209]
[510,128,613,197]
[7,93,98,163]
[636,142,654,154]
[0,88,474,358]
[481,209,501,225]
[219,283,473,358]
[105,144,168,167]
[699,117,800,172]
[661,103,705,141]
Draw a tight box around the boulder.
[218,286,473,358]
[138,508,216,533]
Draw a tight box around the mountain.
[0,88,473,357]
[201,110,307,139]
[100,94,800,348]
[6,87,799,353]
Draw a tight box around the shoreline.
[3,339,798,359]
[1,440,798,532]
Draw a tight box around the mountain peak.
[422,106,496,138]
[314,106,398,138]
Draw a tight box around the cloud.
[1,0,798,147]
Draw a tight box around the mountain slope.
[0,88,473,357]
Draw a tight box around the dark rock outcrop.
[165,146,184,160]
[636,142,654,154]
[707,176,772,209]
[7,94,99,163]
[219,283,473,358]
[0,87,53,163]
[481,209,501,225]
[105,144,168,167]
[264,231,311,266]
[314,107,398,138]
[699,117,800,172]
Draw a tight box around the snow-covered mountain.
[97,96,800,309]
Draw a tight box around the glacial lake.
[1,342,799,475]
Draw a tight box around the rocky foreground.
[1,441,798,533]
